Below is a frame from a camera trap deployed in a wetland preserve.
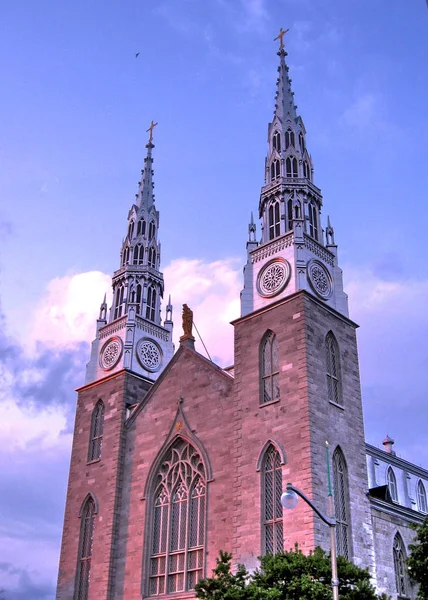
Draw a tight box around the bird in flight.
[135,52,140,58]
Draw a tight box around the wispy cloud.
[341,93,377,128]
[340,91,401,142]
[240,0,270,33]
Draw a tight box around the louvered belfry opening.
[76,497,96,600]
[89,401,104,461]
[261,332,280,404]
[262,445,283,554]
[332,447,350,559]
[326,332,341,405]
[149,438,206,596]
[393,533,409,598]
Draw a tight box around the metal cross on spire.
[274,27,289,50]
[146,120,158,143]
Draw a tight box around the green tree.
[195,547,388,600]
[408,517,428,600]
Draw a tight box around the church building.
[56,34,427,600]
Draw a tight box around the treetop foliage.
[408,517,428,600]
[195,547,389,600]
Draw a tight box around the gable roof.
[126,344,233,427]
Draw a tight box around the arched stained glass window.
[136,284,142,315]
[260,332,280,404]
[270,159,280,181]
[268,201,280,240]
[88,401,104,462]
[299,132,305,153]
[393,533,409,598]
[325,332,342,405]
[388,467,398,502]
[133,245,144,265]
[128,220,135,240]
[285,129,295,149]
[417,480,427,513]
[308,202,318,239]
[113,285,124,320]
[137,218,146,237]
[149,221,156,241]
[286,156,298,178]
[332,447,350,558]
[149,438,206,596]
[146,287,157,322]
[148,247,156,268]
[287,199,293,231]
[262,445,283,554]
[75,496,96,600]
[272,130,281,152]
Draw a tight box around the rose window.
[257,259,290,298]
[308,260,332,300]
[100,337,122,370]
[138,340,162,372]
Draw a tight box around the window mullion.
[184,483,191,591]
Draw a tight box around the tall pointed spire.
[138,138,155,210]
[85,122,174,384]
[240,30,349,320]
[273,28,297,123]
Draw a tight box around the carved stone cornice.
[251,232,294,263]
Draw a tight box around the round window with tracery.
[307,260,333,300]
[100,337,123,370]
[257,259,291,298]
[137,339,162,372]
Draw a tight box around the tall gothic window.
[136,283,142,315]
[149,221,156,241]
[75,496,96,600]
[417,480,427,512]
[88,401,104,462]
[387,467,398,502]
[260,331,280,404]
[137,218,146,237]
[270,159,280,181]
[148,247,156,268]
[332,447,350,558]
[393,533,409,598]
[133,244,144,265]
[122,245,131,266]
[287,199,293,231]
[146,286,157,322]
[325,332,342,405]
[285,129,295,149]
[286,156,298,178]
[272,130,281,151]
[114,285,124,320]
[268,202,280,240]
[149,438,206,596]
[299,132,305,153]
[262,445,283,554]
[308,202,318,239]
[128,220,135,239]
[303,161,311,180]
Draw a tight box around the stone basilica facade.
[56,40,428,600]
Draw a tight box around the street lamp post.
[281,442,339,600]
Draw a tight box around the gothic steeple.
[240,31,348,318]
[273,30,297,124]
[86,125,174,384]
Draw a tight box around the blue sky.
[0,0,428,598]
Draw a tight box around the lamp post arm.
[286,484,336,527]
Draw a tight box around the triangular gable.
[126,345,233,428]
